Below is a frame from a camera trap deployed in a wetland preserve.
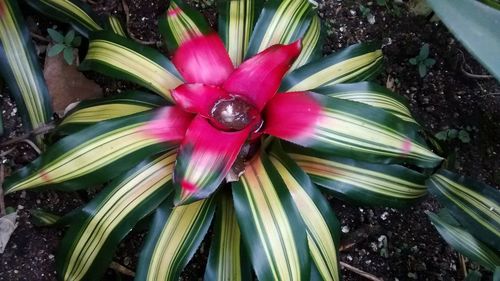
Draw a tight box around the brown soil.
[1,0,498,281]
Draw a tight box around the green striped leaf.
[57,91,167,135]
[159,0,211,51]
[80,31,183,102]
[0,0,53,136]
[428,170,500,250]
[57,151,176,281]
[268,92,441,168]
[427,211,500,271]
[24,0,104,37]
[205,192,250,281]
[3,111,174,194]
[269,144,341,281]
[290,15,322,72]
[285,144,429,208]
[313,82,418,124]
[232,152,310,281]
[246,0,314,57]
[30,209,61,226]
[106,15,127,37]
[136,196,215,281]
[281,43,383,92]
[218,0,264,66]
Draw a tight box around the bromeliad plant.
[1,0,499,280]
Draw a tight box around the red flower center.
[210,96,260,131]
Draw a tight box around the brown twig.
[459,254,468,278]
[20,139,42,155]
[461,66,493,79]
[0,123,55,148]
[109,261,135,277]
[340,261,384,281]
[121,0,158,45]
[30,32,50,43]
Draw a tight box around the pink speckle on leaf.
[167,7,182,17]
[40,170,51,182]
[181,180,197,193]
[402,139,412,154]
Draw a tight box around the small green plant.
[409,43,436,77]
[359,4,375,24]
[435,128,471,143]
[47,28,82,65]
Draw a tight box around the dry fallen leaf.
[0,212,17,254]
[43,46,102,115]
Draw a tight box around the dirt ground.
[0,0,498,280]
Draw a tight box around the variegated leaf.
[281,43,383,92]
[313,82,418,124]
[0,0,53,138]
[285,144,429,208]
[80,31,183,101]
[218,0,264,66]
[58,151,176,281]
[205,192,250,281]
[428,170,500,250]
[232,152,310,281]
[246,0,314,57]
[135,196,215,281]
[24,0,103,37]
[269,144,341,281]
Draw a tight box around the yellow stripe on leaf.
[61,104,153,125]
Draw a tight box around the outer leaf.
[106,15,127,37]
[80,31,183,101]
[427,211,500,271]
[280,43,383,92]
[218,0,263,66]
[3,111,177,194]
[265,92,442,168]
[57,151,176,281]
[205,192,250,281]
[428,170,500,250]
[48,44,65,56]
[57,91,167,135]
[427,0,500,80]
[47,28,64,43]
[24,0,104,37]
[268,144,341,281]
[285,144,428,208]
[290,15,323,72]
[135,196,215,281]
[0,0,53,134]
[232,152,310,281]
[159,0,211,51]
[313,82,418,124]
[246,0,314,57]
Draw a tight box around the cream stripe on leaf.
[80,31,183,102]
[246,0,314,57]
[159,0,211,51]
[3,111,174,194]
[25,0,103,37]
[313,82,418,124]
[287,93,442,168]
[106,15,127,37]
[232,152,310,281]
[290,15,322,72]
[284,144,429,208]
[57,91,167,135]
[0,0,53,137]
[58,152,176,281]
[30,209,62,227]
[135,196,215,281]
[218,0,264,66]
[281,43,383,92]
[428,170,500,250]
[269,143,341,281]
[427,211,500,271]
[205,192,251,281]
